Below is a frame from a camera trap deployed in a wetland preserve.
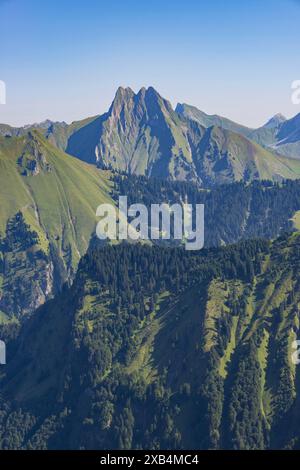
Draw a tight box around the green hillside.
[0,131,113,318]
[192,125,300,185]
[175,102,253,137]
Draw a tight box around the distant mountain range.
[2,86,300,185]
[176,104,300,159]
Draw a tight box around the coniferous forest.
[1,232,300,450]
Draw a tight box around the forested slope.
[1,235,300,449]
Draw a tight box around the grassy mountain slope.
[176,103,300,161]
[0,131,111,260]
[176,102,253,137]
[1,235,300,449]
[0,131,112,318]
[190,125,300,185]
[0,117,100,153]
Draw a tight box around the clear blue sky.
[1,0,300,127]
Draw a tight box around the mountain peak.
[137,86,147,96]
[109,86,167,119]
[145,86,160,96]
[114,86,134,101]
[113,86,162,101]
[108,86,135,117]
[263,113,286,129]
[175,103,186,114]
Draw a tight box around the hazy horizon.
[1,85,300,130]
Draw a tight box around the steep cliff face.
[67,86,197,181]
[63,87,300,185]
[0,213,53,319]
